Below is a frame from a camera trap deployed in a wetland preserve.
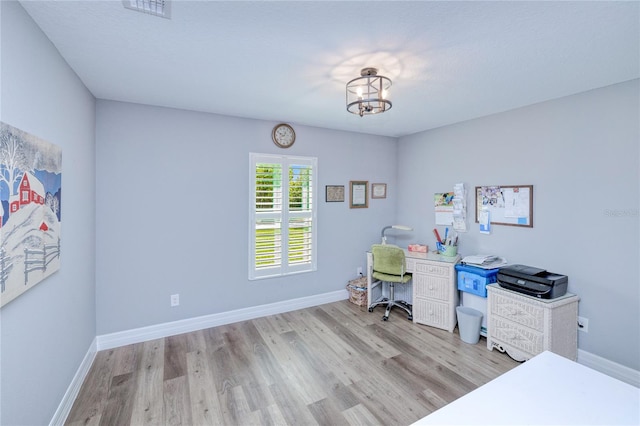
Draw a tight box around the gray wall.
[397,80,640,371]
[95,100,398,334]
[0,2,97,425]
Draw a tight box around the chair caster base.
[408,315,413,321]
[368,307,374,312]
[382,316,388,321]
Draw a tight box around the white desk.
[412,351,640,425]
[366,249,460,331]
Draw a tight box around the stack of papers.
[461,255,508,269]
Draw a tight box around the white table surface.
[412,351,640,425]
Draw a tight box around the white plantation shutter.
[249,153,317,280]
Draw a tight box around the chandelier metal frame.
[346,67,392,117]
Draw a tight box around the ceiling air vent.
[123,0,171,19]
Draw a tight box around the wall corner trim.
[49,337,98,426]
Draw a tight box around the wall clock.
[272,123,296,148]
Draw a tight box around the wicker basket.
[346,276,368,307]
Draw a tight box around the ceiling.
[19,1,640,138]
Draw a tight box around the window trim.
[249,153,317,280]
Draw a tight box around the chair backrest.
[371,244,406,276]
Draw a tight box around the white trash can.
[456,306,483,344]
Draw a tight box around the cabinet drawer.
[489,316,543,355]
[414,262,450,277]
[413,299,451,329]
[414,274,449,302]
[490,292,544,331]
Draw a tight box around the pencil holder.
[441,245,458,257]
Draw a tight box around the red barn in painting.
[9,172,45,214]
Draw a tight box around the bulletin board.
[475,185,533,227]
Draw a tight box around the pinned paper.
[503,187,530,218]
[452,183,468,232]
[434,192,454,225]
[479,208,491,234]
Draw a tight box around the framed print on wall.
[0,121,62,308]
[350,180,368,208]
[325,185,345,202]
[371,183,387,199]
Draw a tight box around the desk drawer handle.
[507,308,525,317]
[506,333,524,342]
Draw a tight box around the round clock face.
[272,124,295,148]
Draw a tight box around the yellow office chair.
[368,244,413,321]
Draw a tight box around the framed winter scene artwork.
[0,122,62,308]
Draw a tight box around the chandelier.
[346,67,392,117]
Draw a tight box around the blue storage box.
[455,264,500,298]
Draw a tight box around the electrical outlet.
[578,316,589,333]
[357,267,363,276]
[170,294,180,307]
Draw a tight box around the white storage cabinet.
[486,283,579,361]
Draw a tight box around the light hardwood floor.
[66,300,520,425]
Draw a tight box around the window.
[249,153,317,280]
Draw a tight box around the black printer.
[497,264,568,299]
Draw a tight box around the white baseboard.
[577,349,640,388]
[96,289,349,351]
[49,337,97,426]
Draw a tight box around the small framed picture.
[371,183,387,199]
[350,180,368,208]
[325,185,345,202]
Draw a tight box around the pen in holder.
[438,234,458,257]
[435,228,458,256]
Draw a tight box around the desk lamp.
[381,225,413,244]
